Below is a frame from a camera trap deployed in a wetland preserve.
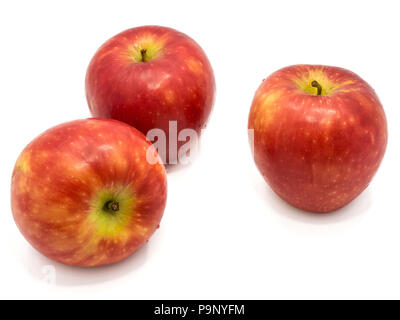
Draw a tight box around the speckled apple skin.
[85,26,215,162]
[11,119,167,266]
[248,65,387,213]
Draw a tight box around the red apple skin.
[11,119,167,267]
[248,65,388,213]
[85,26,215,162]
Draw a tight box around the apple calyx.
[104,200,120,213]
[311,80,322,96]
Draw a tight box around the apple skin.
[11,118,167,267]
[248,65,388,213]
[85,25,216,163]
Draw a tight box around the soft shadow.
[22,243,149,287]
[165,160,194,175]
[164,147,201,175]
[254,178,372,224]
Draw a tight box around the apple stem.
[140,49,147,62]
[104,200,119,212]
[311,80,322,96]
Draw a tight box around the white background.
[1,0,400,299]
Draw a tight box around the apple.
[11,118,167,266]
[85,25,216,164]
[248,65,388,213]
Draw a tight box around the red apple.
[85,25,216,164]
[11,119,167,266]
[248,65,388,213]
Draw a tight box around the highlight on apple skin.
[85,25,216,164]
[11,118,167,267]
[248,65,388,213]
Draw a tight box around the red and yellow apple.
[248,65,387,213]
[85,25,215,163]
[11,118,167,266]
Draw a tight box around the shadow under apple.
[22,241,149,287]
[252,175,372,224]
